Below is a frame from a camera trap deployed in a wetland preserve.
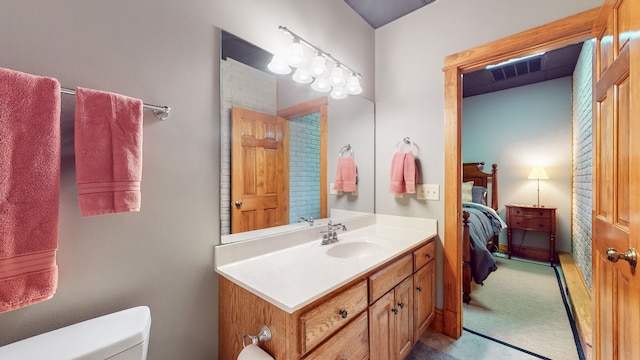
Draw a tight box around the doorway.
[441,8,600,338]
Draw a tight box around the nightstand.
[505,205,557,266]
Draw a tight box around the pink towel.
[389,152,406,194]
[334,157,357,192]
[389,152,419,194]
[75,87,143,217]
[0,67,60,312]
[404,151,418,194]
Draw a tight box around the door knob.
[234,200,243,208]
[606,247,637,268]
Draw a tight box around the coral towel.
[74,87,143,217]
[334,157,357,192]
[0,67,60,312]
[389,151,418,194]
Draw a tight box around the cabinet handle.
[425,253,431,258]
[416,286,423,292]
[338,309,348,319]
[397,302,405,309]
[392,308,398,315]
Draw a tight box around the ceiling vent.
[490,56,544,82]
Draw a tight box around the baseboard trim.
[558,252,592,359]
[430,308,445,333]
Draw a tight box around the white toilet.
[0,306,151,360]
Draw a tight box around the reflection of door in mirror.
[221,30,329,235]
[231,107,289,233]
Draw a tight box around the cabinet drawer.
[510,207,551,218]
[510,216,552,231]
[299,279,368,354]
[413,240,435,271]
[303,311,369,360]
[369,254,412,304]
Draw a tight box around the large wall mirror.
[220,29,375,242]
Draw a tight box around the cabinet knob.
[392,308,398,315]
[416,286,423,292]
[425,253,431,258]
[338,309,348,319]
[397,302,405,309]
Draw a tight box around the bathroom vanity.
[216,214,437,359]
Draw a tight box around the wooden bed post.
[462,212,471,304]
[491,164,498,211]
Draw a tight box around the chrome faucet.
[298,216,314,226]
[321,219,347,245]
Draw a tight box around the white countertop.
[215,214,437,313]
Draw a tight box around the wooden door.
[369,291,395,360]
[592,1,640,358]
[231,106,289,233]
[395,276,414,360]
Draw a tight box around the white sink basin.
[326,241,383,259]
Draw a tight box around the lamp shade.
[292,67,313,84]
[329,65,346,87]
[286,40,306,67]
[528,167,549,180]
[309,53,328,77]
[345,74,363,95]
[267,54,291,75]
[330,86,347,100]
[311,76,331,92]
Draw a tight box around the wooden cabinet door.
[592,0,640,358]
[231,106,289,233]
[413,260,435,341]
[394,276,414,360]
[369,291,395,360]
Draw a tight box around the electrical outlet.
[425,184,440,200]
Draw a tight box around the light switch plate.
[424,184,440,200]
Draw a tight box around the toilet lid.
[0,306,151,359]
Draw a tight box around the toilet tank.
[0,306,151,360]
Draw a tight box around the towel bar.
[60,87,171,120]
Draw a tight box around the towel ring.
[395,137,415,152]
[339,144,354,158]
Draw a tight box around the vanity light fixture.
[268,26,363,99]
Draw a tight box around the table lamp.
[528,167,549,207]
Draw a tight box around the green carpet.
[463,257,579,360]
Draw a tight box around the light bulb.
[309,53,327,77]
[329,65,346,87]
[311,77,331,93]
[267,54,291,75]
[292,67,312,84]
[345,74,363,95]
[330,86,347,100]
[286,40,306,67]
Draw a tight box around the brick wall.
[289,112,321,223]
[571,40,594,289]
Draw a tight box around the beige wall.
[0,1,372,359]
[374,0,601,307]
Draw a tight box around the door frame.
[441,8,600,338]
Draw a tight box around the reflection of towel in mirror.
[334,157,357,192]
[389,152,418,194]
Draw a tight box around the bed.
[462,162,506,304]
